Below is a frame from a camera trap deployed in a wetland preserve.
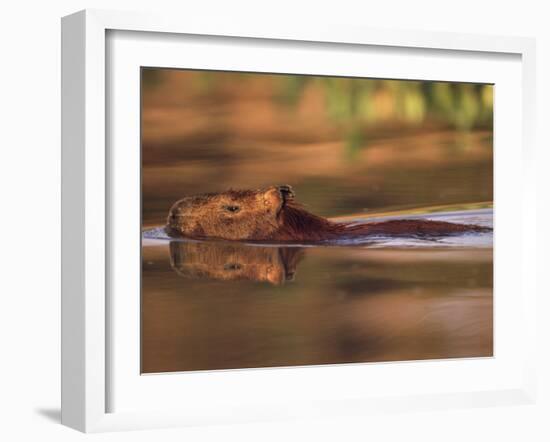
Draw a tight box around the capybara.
[165,185,491,242]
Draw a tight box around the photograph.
[140,68,493,374]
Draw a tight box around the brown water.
[142,233,492,373]
[142,129,493,228]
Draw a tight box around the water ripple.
[142,208,493,249]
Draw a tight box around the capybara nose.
[285,271,296,282]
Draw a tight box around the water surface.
[141,208,493,373]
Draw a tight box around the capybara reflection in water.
[169,241,303,285]
[165,185,491,242]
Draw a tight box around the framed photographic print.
[61,9,538,432]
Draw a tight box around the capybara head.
[165,185,490,242]
[166,185,296,241]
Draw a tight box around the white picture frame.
[61,9,538,433]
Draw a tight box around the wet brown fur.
[166,185,491,242]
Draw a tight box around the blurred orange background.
[141,69,493,227]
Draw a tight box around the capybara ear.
[263,186,284,212]
[277,184,295,201]
[262,185,294,213]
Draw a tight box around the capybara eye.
[223,263,242,271]
[223,205,240,213]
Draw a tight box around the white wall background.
[0,1,547,440]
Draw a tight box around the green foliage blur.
[279,76,493,130]
[143,69,493,158]
[278,76,493,156]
